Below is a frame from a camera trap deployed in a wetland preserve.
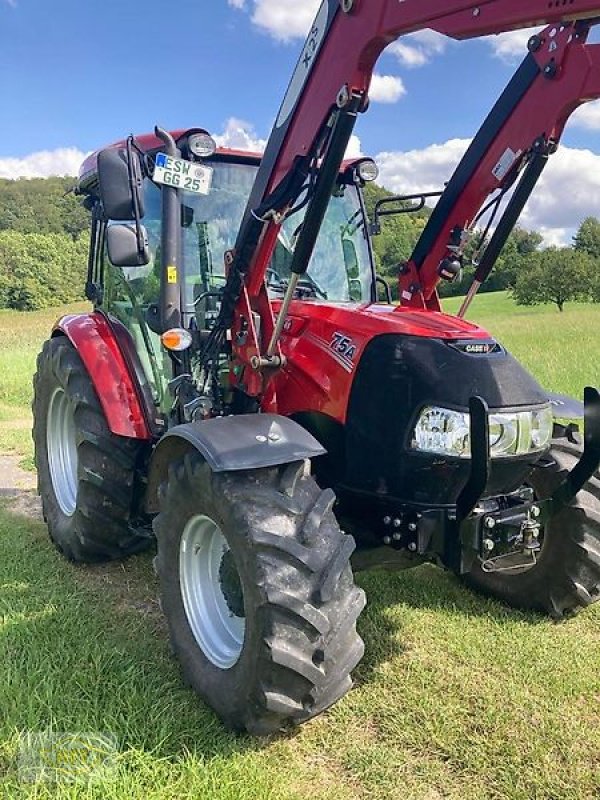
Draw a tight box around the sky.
[3,0,600,245]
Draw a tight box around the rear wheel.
[463,434,600,619]
[33,337,151,562]
[154,453,366,735]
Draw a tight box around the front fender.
[53,312,152,440]
[146,414,325,512]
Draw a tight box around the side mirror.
[97,147,145,221]
[376,275,392,304]
[106,224,149,267]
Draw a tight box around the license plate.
[153,153,213,194]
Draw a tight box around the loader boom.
[213,0,600,395]
[406,19,600,310]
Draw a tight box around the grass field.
[0,294,599,799]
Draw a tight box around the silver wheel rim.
[179,514,245,669]
[47,387,78,517]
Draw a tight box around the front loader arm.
[403,20,600,309]
[214,0,600,396]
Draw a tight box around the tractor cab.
[78,127,379,411]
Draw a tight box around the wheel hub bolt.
[408,522,417,532]
[408,542,417,552]
[392,532,402,541]
[383,535,392,545]
[393,518,402,528]
[484,516,496,529]
[483,538,495,552]
[383,516,391,526]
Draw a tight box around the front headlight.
[412,405,553,459]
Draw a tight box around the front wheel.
[463,434,600,619]
[153,454,366,735]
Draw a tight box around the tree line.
[0,175,598,311]
[0,177,89,310]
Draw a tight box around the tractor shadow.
[0,496,546,765]
[352,560,547,684]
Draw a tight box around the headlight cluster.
[412,405,553,459]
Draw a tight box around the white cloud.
[345,134,363,159]
[387,30,448,68]
[250,0,319,42]
[215,116,361,158]
[214,117,267,152]
[569,99,600,130]
[486,27,537,63]
[0,147,88,179]
[235,0,443,54]
[0,120,266,181]
[520,145,600,242]
[376,138,469,195]
[369,74,406,104]
[374,138,600,246]
[535,226,569,247]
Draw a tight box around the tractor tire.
[153,453,366,735]
[463,433,600,619]
[33,336,151,562]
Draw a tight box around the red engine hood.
[265,300,494,424]
[277,300,492,341]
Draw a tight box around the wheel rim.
[46,387,78,517]
[179,514,245,669]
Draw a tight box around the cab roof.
[78,127,369,196]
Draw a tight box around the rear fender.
[146,414,325,512]
[53,312,152,440]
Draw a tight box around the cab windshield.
[269,183,374,303]
[119,159,374,312]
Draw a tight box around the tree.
[0,177,88,239]
[0,230,87,311]
[363,183,430,298]
[428,223,543,299]
[495,227,543,285]
[511,247,595,312]
[573,216,600,259]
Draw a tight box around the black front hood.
[344,334,548,506]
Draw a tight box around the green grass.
[0,296,599,799]
[0,303,87,461]
[442,292,600,399]
[0,303,88,413]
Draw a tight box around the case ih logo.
[450,340,502,356]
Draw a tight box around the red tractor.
[34,1,600,735]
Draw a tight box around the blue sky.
[2,0,600,243]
